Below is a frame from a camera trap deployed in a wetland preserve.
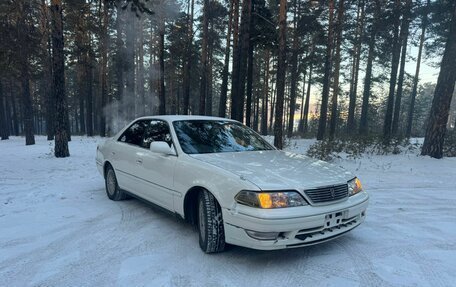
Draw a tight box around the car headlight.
[235,190,308,208]
[348,177,363,196]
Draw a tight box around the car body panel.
[171,155,259,216]
[190,150,353,190]
[223,196,368,249]
[132,148,177,210]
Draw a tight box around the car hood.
[190,150,354,190]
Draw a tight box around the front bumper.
[223,192,368,250]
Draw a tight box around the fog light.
[245,230,279,240]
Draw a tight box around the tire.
[105,164,128,201]
[198,190,226,253]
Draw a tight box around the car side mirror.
[149,141,176,156]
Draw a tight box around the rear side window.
[118,120,172,149]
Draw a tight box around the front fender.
[173,155,259,216]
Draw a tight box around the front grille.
[304,184,348,204]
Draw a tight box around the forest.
[0,0,455,158]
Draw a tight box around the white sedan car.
[96,115,368,253]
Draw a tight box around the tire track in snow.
[404,247,449,287]
[0,210,125,286]
[338,237,392,287]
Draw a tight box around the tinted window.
[173,120,274,154]
[119,121,147,146]
[142,120,172,149]
[119,120,172,149]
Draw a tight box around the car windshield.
[173,120,274,154]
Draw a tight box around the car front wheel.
[198,190,225,253]
[105,164,128,201]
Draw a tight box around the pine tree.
[219,0,234,118]
[273,0,287,149]
[392,0,412,136]
[287,0,300,138]
[347,0,365,134]
[260,49,270,135]
[18,0,35,145]
[329,0,345,140]
[383,0,402,140]
[421,2,456,159]
[406,0,429,138]
[0,81,8,140]
[51,0,69,157]
[359,0,381,135]
[317,0,335,140]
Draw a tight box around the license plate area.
[324,211,346,228]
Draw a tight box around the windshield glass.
[173,120,274,154]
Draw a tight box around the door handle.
[111,151,116,155]
[136,159,143,165]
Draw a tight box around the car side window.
[142,120,172,149]
[118,120,148,146]
[118,120,172,149]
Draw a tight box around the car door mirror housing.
[149,141,176,156]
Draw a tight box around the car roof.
[135,115,239,123]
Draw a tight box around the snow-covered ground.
[1,136,455,287]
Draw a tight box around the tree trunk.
[230,0,240,120]
[273,0,287,149]
[206,26,214,116]
[317,0,335,140]
[39,0,54,140]
[245,0,255,126]
[261,49,270,135]
[21,62,35,145]
[182,0,194,115]
[75,6,87,135]
[0,81,8,140]
[383,0,401,139]
[421,2,456,159]
[253,87,260,131]
[125,13,136,119]
[245,14,254,126]
[297,68,307,134]
[238,0,252,123]
[137,16,145,117]
[199,0,209,115]
[347,0,365,135]
[287,0,300,138]
[303,65,313,134]
[329,0,345,140]
[219,0,234,118]
[65,108,71,141]
[231,0,251,122]
[99,0,108,136]
[284,77,289,133]
[347,1,364,134]
[115,0,124,125]
[406,0,429,138]
[149,24,156,115]
[269,71,277,134]
[158,29,166,115]
[51,0,69,157]
[19,1,35,145]
[359,0,380,136]
[9,81,19,136]
[392,0,412,136]
[85,46,93,136]
[78,87,85,134]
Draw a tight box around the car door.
[133,120,177,211]
[114,120,149,195]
